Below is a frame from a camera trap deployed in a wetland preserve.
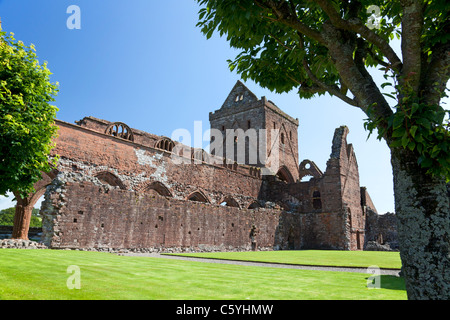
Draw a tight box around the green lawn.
[0,249,406,300]
[164,250,402,269]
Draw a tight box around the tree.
[196,0,449,299]
[0,25,59,237]
[0,28,59,197]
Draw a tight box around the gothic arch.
[12,169,59,240]
[186,190,210,203]
[276,166,295,183]
[94,171,126,190]
[299,160,323,181]
[220,196,240,208]
[142,181,173,197]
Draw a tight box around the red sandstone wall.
[35,119,371,251]
[264,104,299,181]
[298,211,347,250]
[43,181,293,251]
[52,120,264,205]
[327,127,366,250]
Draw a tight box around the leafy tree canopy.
[196,0,449,179]
[0,30,59,197]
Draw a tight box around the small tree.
[0,25,59,240]
[0,27,59,198]
[196,0,449,299]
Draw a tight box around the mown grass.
[0,249,406,300]
[165,250,402,269]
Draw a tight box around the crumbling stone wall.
[17,82,384,252]
[52,119,264,208]
[41,179,298,252]
[38,118,300,252]
[365,211,398,250]
[262,126,368,250]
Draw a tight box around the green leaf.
[393,114,404,129]
[381,82,393,89]
[389,139,403,148]
[401,132,410,148]
[409,125,418,138]
[392,127,406,138]
[416,117,431,129]
[382,92,397,100]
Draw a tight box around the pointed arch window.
[276,166,294,183]
[220,196,240,208]
[95,171,126,190]
[187,191,209,203]
[143,181,173,197]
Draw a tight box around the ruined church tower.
[209,81,300,182]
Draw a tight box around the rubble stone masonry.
[11,81,393,252]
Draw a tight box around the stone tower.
[209,81,300,182]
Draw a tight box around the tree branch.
[298,35,359,107]
[313,0,403,73]
[367,44,391,68]
[268,33,295,51]
[320,21,393,125]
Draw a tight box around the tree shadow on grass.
[365,275,406,291]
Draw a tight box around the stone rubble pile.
[0,239,47,249]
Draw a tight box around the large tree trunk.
[391,148,450,299]
[12,192,33,240]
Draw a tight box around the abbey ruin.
[12,81,396,252]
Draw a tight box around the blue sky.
[0,0,405,213]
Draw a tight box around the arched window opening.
[95,171,126,190]
[143,181,172,197]
[276,166,294,183]
[312,190,322,210]
[187,191,209,203]
[105,122,134,142]
[220,197,240,208]
[156,138,175,152]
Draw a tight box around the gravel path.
[118,252,401,276]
